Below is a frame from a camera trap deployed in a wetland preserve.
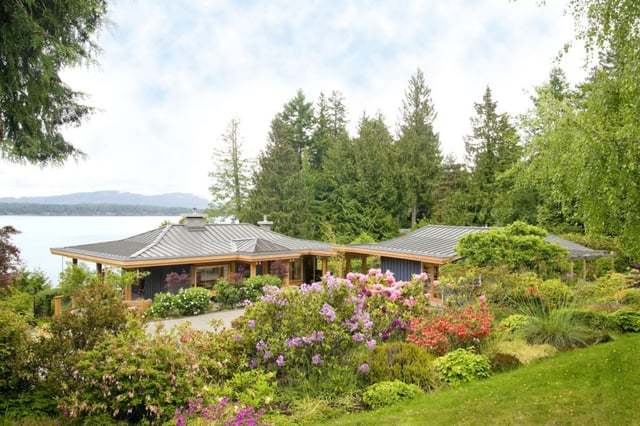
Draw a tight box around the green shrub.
[618,288,640,309]
[224,370,276,409]
[146,291,180,318]
[240,275,281,302]
[34,287,63,318]
[0,308,30,394]
[175,287,212,316]
[0,291,34,324]
[0,389,60,419]
[558,308,619,343]
[214,279,242,308]
[499,314,530,332]
[488,338,557,368]
[609,308,640,332]
[433,348,491,386]
[574,272,629,302]
[362,380,423,409]
[60,321,210,424]
[366,342,441,391]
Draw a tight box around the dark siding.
[381,257,421,281]
[141,264,192,299]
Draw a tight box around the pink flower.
[433,280,440,287]
[248,320,256,328]
[275,355,285,367]
[312,354,324,365]
[358,363,370,373]
[479,294,487,302]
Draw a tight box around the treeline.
[0,203,189,216]
[209,3,640,261]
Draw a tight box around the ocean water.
[2,216,180,285]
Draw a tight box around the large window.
[289,258,302,281]
[196,265,228,289]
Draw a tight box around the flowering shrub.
[174,397,266,426]
[235,270,431,389]
[407,297,494,355]
[147,287,211,318]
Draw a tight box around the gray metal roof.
[51,223,334,265]
[345,225,607,261]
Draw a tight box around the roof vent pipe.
[183,209,207,230]
[257,215,273,231]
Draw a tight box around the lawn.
[318,333,640,426]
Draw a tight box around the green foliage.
[240,274,281,302]
[9,269,50,295]
[499,314,530,332]
[518,303,595,350]
[574,272,629,302]
[147,291,180,318]
[0,291,34,324]
[208,117,252,220]
[433,348,492,386]
[147,287,212,318]
[617,288,640,309]
[224,370,276,409]
[455,222,569,273]
[609,308,640,332]
[488,338,557,367]
[60,321,209,423]
[57,263,95,296]
[0,226,22,288]
[362,380,423,409]
[213,279,241,308]
[366,342,441,391]
[0,308,29,394]
[0,389,60,420]
[0,0,108,165]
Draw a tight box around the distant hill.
[0,191,209,209]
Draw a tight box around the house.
[339,224,609,292]
[50,212,335,300]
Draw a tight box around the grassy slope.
[319,334,640,426]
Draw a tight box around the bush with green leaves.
[235,270,430,393]
[574,272,629,302]
[33,287,63,318]
[60,321,210,423]
[433,348,492,386]
[214,278,242,308]
[365,342,441,391]
[223,370,276,409]
[175,287,212,316]
[240,274,281,302]
[499,314,531,332]
[0,307,30,395]
[617,288,640,309]
[0,290,35,324]
[609,308,640,332]
[362,380,423,409]
[147,287,211,318]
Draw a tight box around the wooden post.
[322,257,328,277]
[284,260,290,286]
[346,256,352,275]
[250,262,257,277]
[428,264,436,298]
[124,284,132,301]
[360,255,368,273]
[53,295,62,316]
[583,258,587,281]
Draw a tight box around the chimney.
[183,208,207,230]
[257,215,273,231]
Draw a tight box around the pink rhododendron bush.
[234,269,432,391]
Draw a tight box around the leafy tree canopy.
[0,0,108,165]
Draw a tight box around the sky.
[1,0,586,201]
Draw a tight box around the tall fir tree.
[278,89,314,170]
[208,118,252,221]
[395,69,442,228]
[464,86,521,226]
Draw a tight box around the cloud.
[0,0,584,200]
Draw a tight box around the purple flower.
[312,354,324,365]
[358,363,370,373]
[366,339,377,350]
[286,337,303,347]
[311,330,324,342]
[256,340,267,351]
[352,332,364,342]
[275,355,285,367]
[248,320,256,329]
[232,333,243,341]
[263,350,272,360]
[320,303,336,322]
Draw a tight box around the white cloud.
[0,0,585,200]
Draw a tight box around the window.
[289,258,302,281]
[196,265,228,289]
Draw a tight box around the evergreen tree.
[464,86,521,226]
[0,0,108,165]
[240,117,315,238]
[395,69,442,227]
[278,89,314,170]
[208,118,252,220]
[431,155,474,226]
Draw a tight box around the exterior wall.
[139,264,193,299]
[381,257,421,281]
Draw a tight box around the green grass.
[317,334,640,425]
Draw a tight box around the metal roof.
[51,223,334,266]
[343,225,607,262]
